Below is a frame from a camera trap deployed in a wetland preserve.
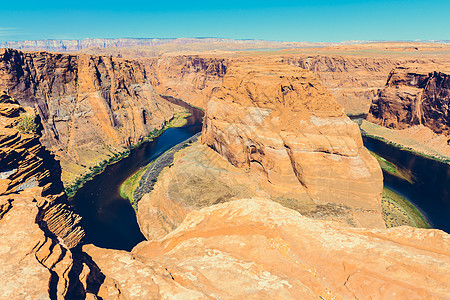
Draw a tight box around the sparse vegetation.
[119,164,151,205]
[381,187,430,229]
[66,110,193,198]
[369,151,415,183]
[16,113,38,133]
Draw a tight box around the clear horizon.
[1,0,449,43]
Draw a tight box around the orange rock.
[201,60,384,228]
[87,198,450,299]
[368,66,450,135]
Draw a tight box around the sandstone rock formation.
[87,198,450,299]
[0,92,84,246]
[201,60,384,228]
[283,55,409,114]
[0,93,100,298]
[368,66,450,135]
[0,48,182,185]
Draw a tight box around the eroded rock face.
[147,55,228,109]
[87,198,450,299]
[0,92,84,247]
[283,55,410,114]
[0,94,105,298]
[0,49,181,185]
[368,66,450,135]
[201,60,384,228]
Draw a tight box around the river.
[363,136,450,233]
[70,97,203,251]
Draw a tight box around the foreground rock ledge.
[86,198,450,299]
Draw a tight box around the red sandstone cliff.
[146,55,228,109]
[0,49,181,184]
[368,66,450,135]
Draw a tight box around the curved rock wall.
[146,55,228,109]
[201,60,384,228]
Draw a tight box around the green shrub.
[17,113,38,133]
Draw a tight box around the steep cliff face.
[146,55,228,109]
[368,66,450,135]
[0,49,181,184]
[201,60,384,227]
[0,93,98,298]
[144,54,437,115]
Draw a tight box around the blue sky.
[1,0,449,42]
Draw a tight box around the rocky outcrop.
[201,60,384,228]
[0,48,181,185]
[0,92,84,247]
[87,198,450,299]
[0,94,105,298]
[283,56,441,115]
[368,66,450,135]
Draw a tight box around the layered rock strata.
[0,48,181,185]
[283,55,408,114]
[0,93,100,298]
[0,92,84,246]
[368,66,450,135]
[201,60,384,227]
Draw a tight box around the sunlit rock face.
[201,60,384,228]
[0,92,92,299]
[87,197,450,299]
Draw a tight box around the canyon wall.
[282,55,439,114]
[0,49,181,185]
[146,55,229,108]
[0,93,90,298]
[145,54,438,115]
[368,66,450,135]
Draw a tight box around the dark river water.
[70,97,203,251]
[363,136,450,233]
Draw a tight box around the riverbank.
[369,151,415,184]
[65,109,191,197]
[360,120,450,165]
[381,187,430,229]
[120,133,201,209]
